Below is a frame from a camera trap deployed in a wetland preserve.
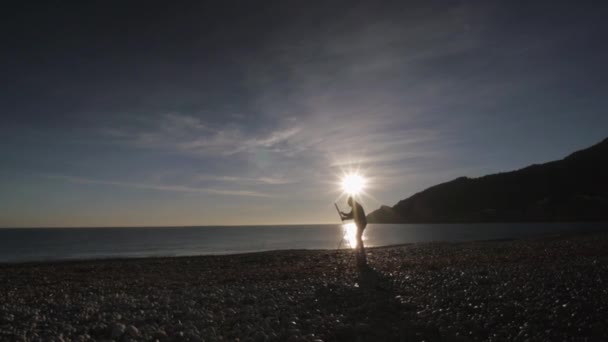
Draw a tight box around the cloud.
[97,2,512,201]
[246,127,301,149]
[43,174,272,197]
[106,113,304,157]
[215,3,497,200]
[100,3,489,185]
[238,6,482,155]
[196,174,295,185]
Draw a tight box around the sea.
[0,222,606,263]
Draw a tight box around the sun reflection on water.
[342,222,364,249]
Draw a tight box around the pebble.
[110,323,126,339]
[125,325,139,337]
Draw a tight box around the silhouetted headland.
[368,137,608,223]
[2,232,608,341]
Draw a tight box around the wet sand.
[1,231,608,341]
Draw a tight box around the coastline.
[3,222,606,265]
[1,232,607,341]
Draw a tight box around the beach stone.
[125,325,139,337]
[152,330,168,341]
[190,336,204,342]
[110,323,126,339]
[253,331,267,342]
[1,314,15,322]
[90,323,108,336]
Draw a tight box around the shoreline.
[2,228,605,266]
[1,231,607,341]
[2,220,607,230]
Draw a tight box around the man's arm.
[340,209,354,220]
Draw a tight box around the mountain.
[367,137,608,223]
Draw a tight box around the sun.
[341,173,366,196]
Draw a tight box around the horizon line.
[0,223,342,229]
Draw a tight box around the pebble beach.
[1,231,608,342]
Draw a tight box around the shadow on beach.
[312,256,439,341]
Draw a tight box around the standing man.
[340,196,368,267]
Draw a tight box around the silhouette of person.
[340,196,368,267]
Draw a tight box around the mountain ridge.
[367,137,608,223]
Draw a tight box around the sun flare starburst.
[341,173,366,196]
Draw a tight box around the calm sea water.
[0,223,606,263]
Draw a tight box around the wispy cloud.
[98,2,545,205]
[43,175,272,197]
[248,127,301,148]
[105,113,303,157]
[196,174,295,185]
[93,3,492,209]
[236,6,482,163]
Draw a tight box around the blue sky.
[1,1,607,227]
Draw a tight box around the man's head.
[347,196,354,207]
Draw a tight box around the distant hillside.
[367,137,608,223]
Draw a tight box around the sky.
[1,1,607,227]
